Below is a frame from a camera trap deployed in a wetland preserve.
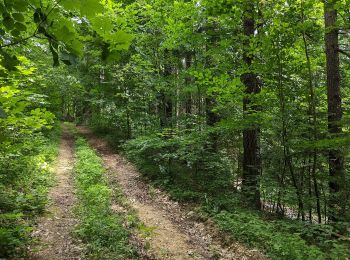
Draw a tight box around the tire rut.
[29,127,84,260]
[77,127,265,260]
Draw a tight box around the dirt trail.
[29,127,83,260]
[78,127,265,260]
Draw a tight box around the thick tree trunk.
[324,0,345,222]
[241,0,261,210]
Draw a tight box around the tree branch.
[0,32,38,49]
[338,49,350,58]
[0,0,63,49]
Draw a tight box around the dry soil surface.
[29,127,84,260]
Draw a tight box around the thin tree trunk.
[301,1,322,223]
[185,52,193,115]
[288,156,305,221]
[276,48,286,217]
[308,158,313,223]
[159,51,173,129]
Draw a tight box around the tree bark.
[324,0,345,222]
[241,0,261,210]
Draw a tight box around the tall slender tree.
[241,0,261,209]
[324,0,345,221]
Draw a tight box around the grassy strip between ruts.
[73,136,136,259]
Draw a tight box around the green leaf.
[14,22,26,32]
[55,25,75,42]
[48,39,59,67]
[60,0,81,11]
[68,39,83,56]
[0,51,20,71]
[12,0,28,12]
[12,12,24,22]
[80,0,104,18]
[10,29,20,37]
[3,16,15,30]
[106,50,121,63]
[109,31,134,51]
[60,49,79,65]
[91,15,113,36]
[4,0,14,9]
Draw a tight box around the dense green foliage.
[1,0,350,258]
[0,1,134,256]
[0,125,60,258]
[124,132,350,259]
[124,130,232,198]
[211,210,348,259]
[74,136,135,259]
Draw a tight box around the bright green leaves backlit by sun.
[0,56,55,139]
[61,0,104,18]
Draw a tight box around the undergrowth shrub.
[74,137,135,259]
[202,196,350,260]
[210,209,350,259]
[122,129,350,259]
[0,127,60,258]
[123,130,232,200]
[86,115,129,149]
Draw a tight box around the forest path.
[77,126,265,260]
[29,127,84,259]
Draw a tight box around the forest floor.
[28,127,84,259]
[77,126,265,260]
[27,125,264,259]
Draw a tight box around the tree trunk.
[158,92,172,128]
[324,0,345,222]
[241,0,261,210]
[300,0,322,223]
[159,51,173,128]
[185,52,192,115]
[206,97,220,151]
